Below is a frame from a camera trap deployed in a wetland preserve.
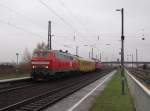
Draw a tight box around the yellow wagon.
[76,57,95,72]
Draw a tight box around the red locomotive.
[31,50,104,80]
[31,50,79,80]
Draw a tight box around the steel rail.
[0,83,35,94]
[0,71,109,111]
[129,69,150,84]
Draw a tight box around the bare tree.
[22,48,31,63]
[34,42,48,51]
[19,42,48,73]
[19,48,32,73]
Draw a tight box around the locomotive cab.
[31,50,54,80]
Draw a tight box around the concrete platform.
[44,70,116,111]
[125,69,150,111]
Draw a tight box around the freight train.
[31,50,103,80]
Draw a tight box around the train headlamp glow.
[45,66,48,68]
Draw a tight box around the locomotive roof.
[34,50,74,56]
[76,56,95,62]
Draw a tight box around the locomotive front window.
[33,52,49,57]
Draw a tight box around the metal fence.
[125,69,150,111]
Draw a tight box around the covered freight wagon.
[76,57,95,72]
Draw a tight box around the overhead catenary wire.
[0,3,46,30]
[53,34,146,39]
[38,0,78,33]
[57,0,89,33]
[0,1,131,41]
[0,1,147,45]
[0,2,82,43]
[0,19,74,50]
[0,19,44,39]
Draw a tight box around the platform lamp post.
[16,53,19,65]
[83,44,94,59]
[16,53,19,72]
[127,54,130,68]
[83,45,91,59]
[116,8,125,95]
[76,46,79,56]
[132,54,134,69]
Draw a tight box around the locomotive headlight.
[45,66,48,68]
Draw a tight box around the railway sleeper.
[20,107,36,110]
[21,105,38,109]
[14,109,27,111]
[27,103,46,107]
[0,72,106,111]
[32,102,46,105]
[23,83,84,110]
[21,104,44,109]
[25,103,44,107]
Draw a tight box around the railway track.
[0,82,35,94]
[0,79,34,94]
[128,68,150,84]
[0,70,112,111]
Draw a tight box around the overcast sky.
[0,0,150,63]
